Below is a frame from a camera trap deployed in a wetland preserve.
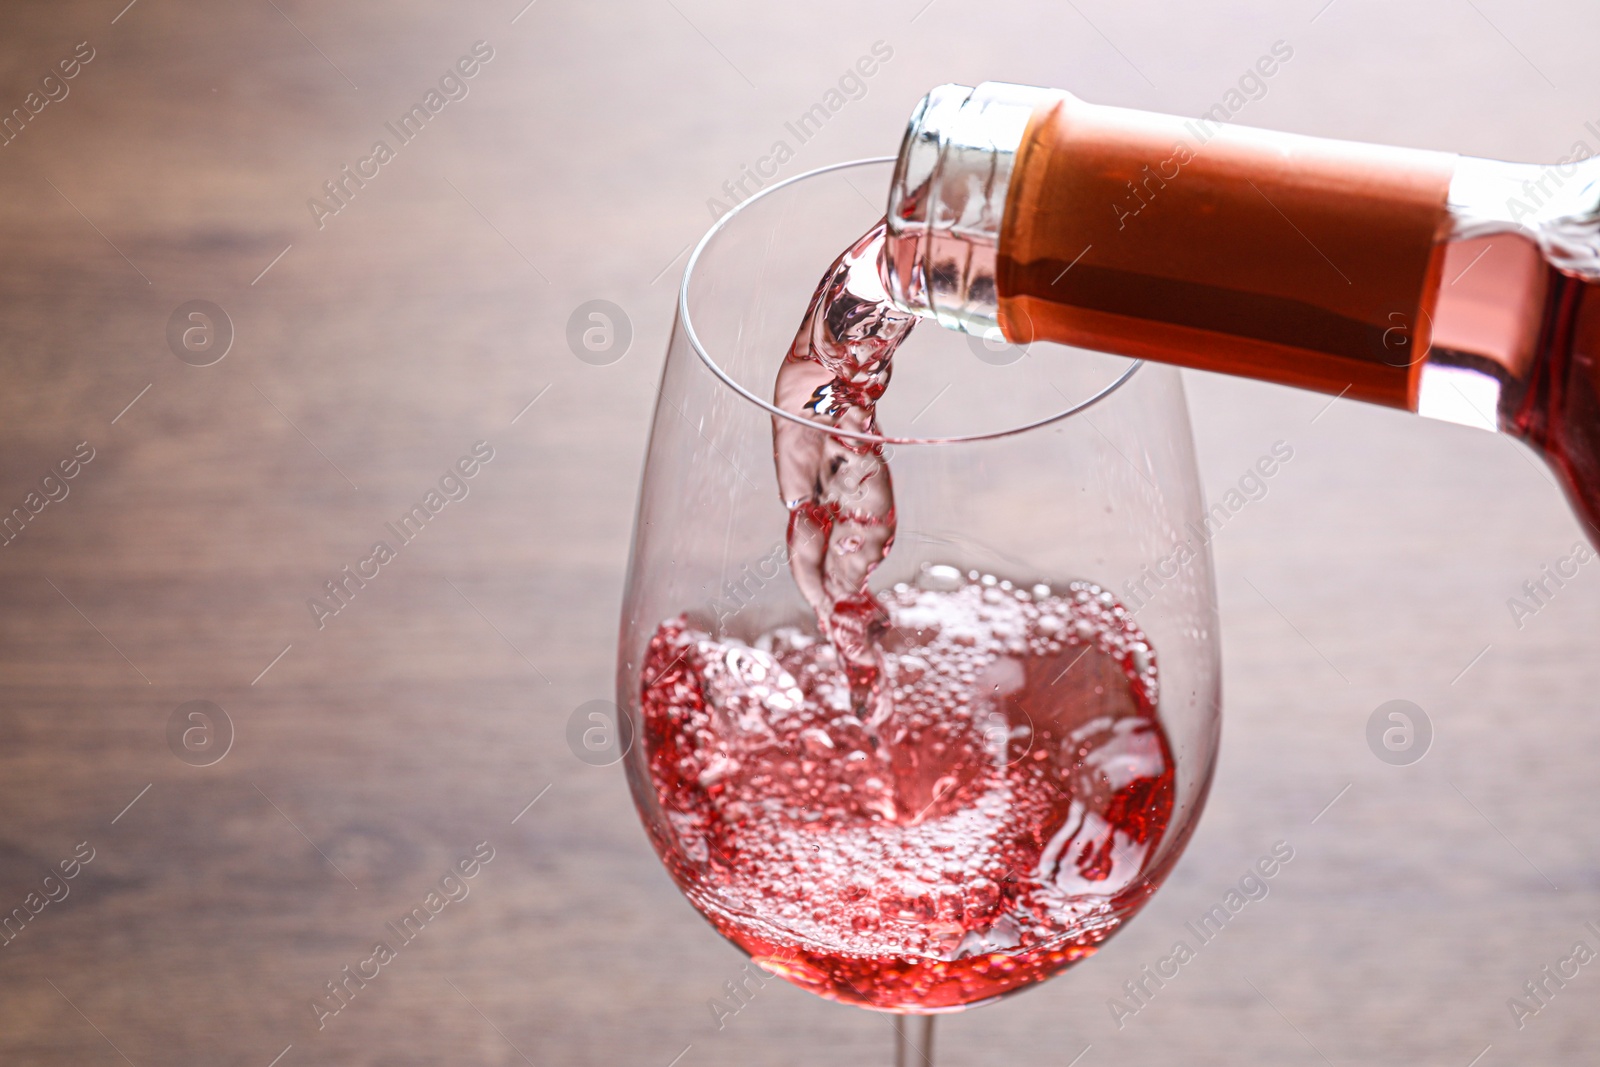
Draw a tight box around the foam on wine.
[641,571,1171,1010]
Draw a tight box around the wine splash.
[638,219,1179,1010]
[641,571,1171,1010]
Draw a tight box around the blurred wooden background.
[1,0,1598,1064]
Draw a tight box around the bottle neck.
[884,83,1050,338]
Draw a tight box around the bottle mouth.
[884,82,1060,337]
[678,157,1142,447]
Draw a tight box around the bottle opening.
[884,82,1060,338]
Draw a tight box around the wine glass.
[617,158,1221,1065]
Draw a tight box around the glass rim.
[678,156,1144,446]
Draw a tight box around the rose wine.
[1429,230,1600,535]
[884,82,1600,537]
[640,571,1173,1010]
[635,218,1184,1011]
[770,221,915,730]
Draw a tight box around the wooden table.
[2,0,1598,1063]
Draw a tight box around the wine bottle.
[882,83,1600,536]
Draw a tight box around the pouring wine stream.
[772,221,917,815]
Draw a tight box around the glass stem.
[892,1014,935,1067]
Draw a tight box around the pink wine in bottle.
[884,82,1600,539]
